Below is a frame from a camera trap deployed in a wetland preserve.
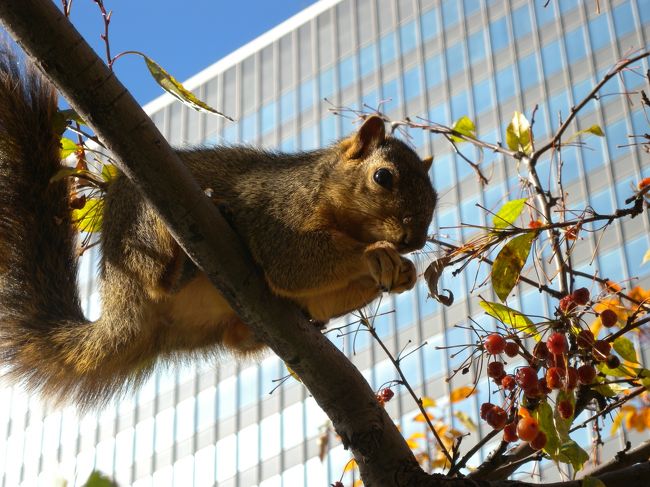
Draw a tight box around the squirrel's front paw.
[364,242,417,293]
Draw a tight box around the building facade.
[1,0,649,485]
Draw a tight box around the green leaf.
[83,471,116,487]
[506,111,532,155]
[492,198,528,230]
[53,108,87,135]
[491,233,535,302]
[568,125,605,142]
[72,198,103,233]
[479,301,539,339]
[613,336,639,364]
[450,116,476,143]
[60,137,78,159]
[557,440,589,472]
[137,52,234,120]
[554,390,575,441]
[534,401,560,456]
[582,477,606,487]
[592,383,619,397]
[101,164,119,183]
[597,361,636,378]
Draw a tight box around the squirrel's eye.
[373,168,393,189]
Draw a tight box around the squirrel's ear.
[422,156,433,172]
[346,115,386,159]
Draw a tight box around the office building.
[1,0,649,485]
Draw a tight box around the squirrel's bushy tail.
[0,48,126,408]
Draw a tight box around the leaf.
[492,198,528,230]
[479,301,540,339]
[597,361,636,378]
[453,410,477,432]
[424,256,454,306]
[554,390,575,441]
[72,198,103,233]
[557,440,589,472]
[534,401,560,456]
[450,116,476,143]
[592,384,618,397]
[582,476,606,487]
[60,137,78,159]
[343,458,357,472]
[613,336,639,364]
[413,412,435,422]
[506,111,532,155]
[420,397,437,408]
[450,385,477,403]
[101,164,119,183]
[53,108,87,135]
[491,233,535,302]
[567,124,605,142]
[137,52,234,120]
[642,249,650,265]
[285,364,302,383]
[83,471,116,487]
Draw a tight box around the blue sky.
[66,1,318,106]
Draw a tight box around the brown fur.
[0,49,436,409]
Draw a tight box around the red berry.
[516,416,540,442]
[638,177,650,190]
[379,388,394,402]
[593,340,611,361]
[600,309,618,328]
[504,341,519,358]
[571,287,590,305]
[488,361,506,381]
[558,400,574,419]
[565,367,578,390]
[331,483,344,487]
[530,430,548,450]
[577,364,596,384]
[485,334,506,355]
[538,377,552,395]
[547,332,568,355]
[559,295,577,313]
[486,406,508,430]
[546,367,563,389]
[516,367,539,392]
[503,422,518,442]
[480,402,495,420]
[501,374,516,391]
[577,329,595,349]
[606,354,621,369]
[533,342,550,362]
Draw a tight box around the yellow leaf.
[353,480,363,487]
[453,411,477,432]
[421,397,437,408]
[450,385,477,403]
[72,198,103,233]
[285,364,302,383]
[413,412,435,423]
[611,406,635,435]
[406,439,420,449]
[408,432,426,440]
[643,249,650,265]
[343,458,357,472]
[506,111,532,155]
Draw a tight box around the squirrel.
[0,48,436,409]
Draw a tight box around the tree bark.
[0,2,647,486]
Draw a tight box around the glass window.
[300,78,315,112]
[319,67,336,100]
[281,135,296,152]
[239,365,259,408]
[565,26,587,64]
[425,54,444,88]
[463,0,481,15]
[423,334,444,379]
[490,17,510,52]
[599,247,626,283]
[588,13,612,52]
[534,1,556,26]
[260,413,281,460]
[429,102,450,125]
[176,397,195,441]
[451,91,469,120]
[217,376,236,419]
[241,112,257,142]
[381,78,400,113]
[518,53,539,91]
[420,7,439,41]
[339,56,356,90]
[135,418,154,460]
[155,407,174,452]
[468,29,486,64]
[195,446,215,487]
[280,89,296,122]
[403,66,422,101]
[512,5,532,39]
[541,39,563,77]
[446,42,466,77]
[433,154,454,190]
[560,0,579,13]
[380,32,397,65]
[197,386,216,432]
[301,125,317,150]
[581,138,606,172]
[605,118,630,161]
[548,91,570,131]
[261,101,276,135]
[395,289,414,329]
[362,89,379,110]
[115,427,134,474]
[359,43,377,78]
[237,424,259,471]
[461,195,481,234]
[590,188,614,215]
[640,0,650,23]
[441,0,460,27]
[320,116,337,145]
[561,146,580,184]
[626,235,650,277]
[215,434,236,482]
[473,78,493,115]
[495,66,515,102]
[615,175,635,209]
[572,78,594,112]
[418,278,439,317]
[373,358,395,389]
[283,464,305,487]
[445,325,467,369]
[613,1,635,37]
[400,20,418,54]
[305,397,328,439]
[282,402,304,449]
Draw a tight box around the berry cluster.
[478,287,623,449]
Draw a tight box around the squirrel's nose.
[400,216,427,251]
